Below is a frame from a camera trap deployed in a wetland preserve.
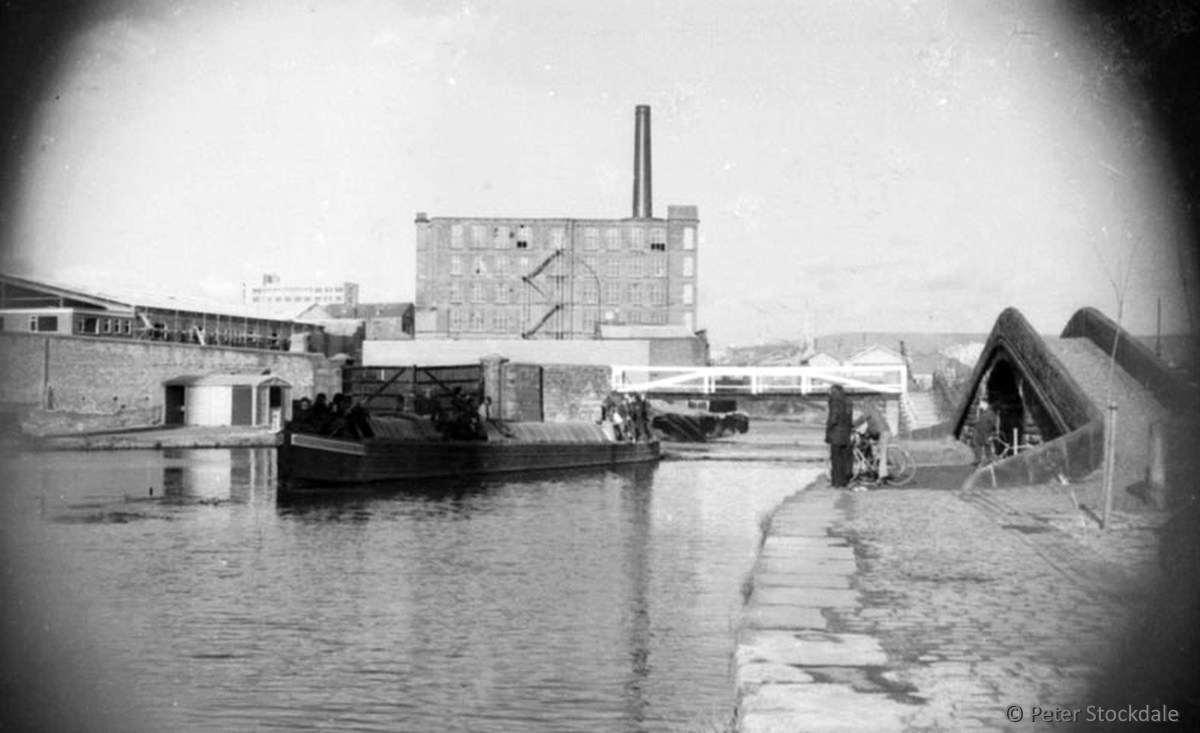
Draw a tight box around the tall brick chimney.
[632,105,652,218]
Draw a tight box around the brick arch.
[954,308,1097,442]
[954,308,1104,489]
[953,306,1198,491]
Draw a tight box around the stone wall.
[497,362,543,422]
[963,419,1104,490]
[365,337,653,368]
[541,364,611,422]
[648,337,708,366]
[1061,306,1200,413]
[0,332,340,426]
[0,333,45,406]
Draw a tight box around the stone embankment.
[736,487,917,731]
[734,444,1193,732]
[33,425,281,450]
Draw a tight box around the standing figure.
[600,391,619,423]
[310,393,330,427]
[311,393,335,435]
[615,395,633,441]
[325,393,349,436]
[290,396,313,432]
[854,398,892,482]
[825,385,854,488]
[346,398,375,440]
[631,393,651,442]
[972,398,998,465]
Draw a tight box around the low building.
[846,344,905,367]
[0,272,319,352]
[596,324,709,366]
[294,302,415,361]
[247,274,359,318]
[803,352,841,368]
[163,373,292,428]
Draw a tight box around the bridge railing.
[610,364,908,397]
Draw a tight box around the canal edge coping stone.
[733,482,919,732]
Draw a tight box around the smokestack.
[632,105,652,218]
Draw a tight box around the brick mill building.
[412,106,701,342]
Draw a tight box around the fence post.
[1101,403,1118,529]
[1146,420,1166,510]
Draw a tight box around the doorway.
[164,385,186,426]
[231,386,253,426]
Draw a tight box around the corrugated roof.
[1,271,299,322]
[0,272,133,310]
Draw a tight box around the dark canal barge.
[278,415,660,487]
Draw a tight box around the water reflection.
[621,474,654,726]
[7,449,278,526]
[276,462,659,515]
[157,447,277,503]
[0,446,814,732]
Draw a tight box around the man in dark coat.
[825,384,853,487]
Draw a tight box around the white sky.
[4,0,1193,347]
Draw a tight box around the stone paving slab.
[740,683,916,733]
[736,661,816,687]
[768,518,841,534]
[732,477,1188,732]
[752,571,851,588]
[767,527,841,540]
[749,586,859,608]
[739,604,827,630]
[738,630,888,668]
[760,536,850,551]
[770,508,839,519]
[758,544,849,561]
[770,511,839,520]
[755,553,856,574]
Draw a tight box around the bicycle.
[984,428,1035,464]
[850,431,917,487]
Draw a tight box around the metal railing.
[610,364,908,397]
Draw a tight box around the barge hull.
[279,432,660,486]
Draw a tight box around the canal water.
[0,432,820,733]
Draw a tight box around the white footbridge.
[609,364,908,399]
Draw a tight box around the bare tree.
[1093,225,1141,529]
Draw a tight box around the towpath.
[734,465,1192,732]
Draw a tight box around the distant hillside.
[813,332,991,360]
[715,332,990,369]
[714,331,1198,380]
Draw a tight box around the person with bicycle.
[853,397,892,483]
